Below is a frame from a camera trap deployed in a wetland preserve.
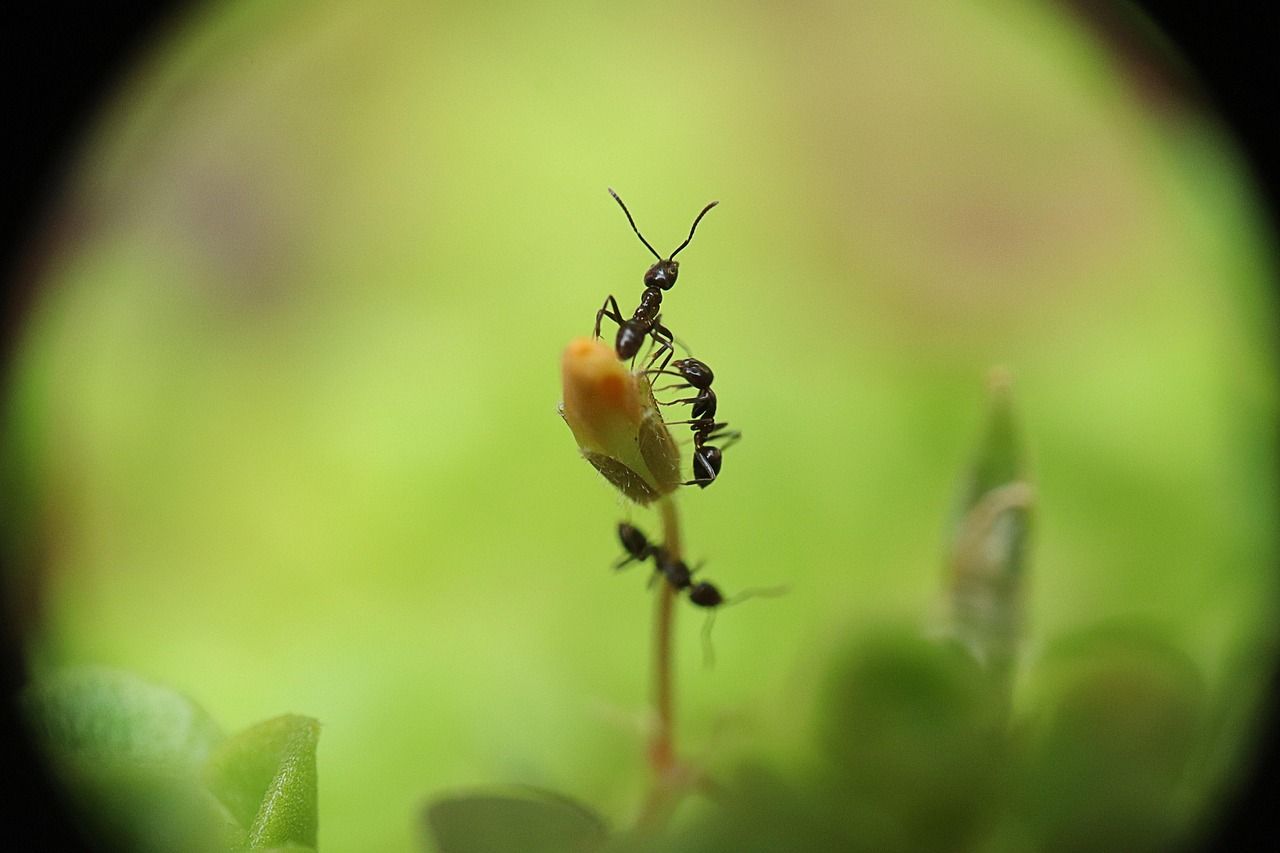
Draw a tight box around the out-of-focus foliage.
[3,0,1276,850]
[427,788,609,853]
[943,371,1033,686]
[25,668,319,852]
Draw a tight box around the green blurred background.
[3,0,1277,849]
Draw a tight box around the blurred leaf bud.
[944,368,1034,677]
[560,337,681,505]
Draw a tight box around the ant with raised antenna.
[594,189,719,371]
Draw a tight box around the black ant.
[644,356,742,489]
[610,522,784,665]
[613,522,693,589]
[594,189,718,370]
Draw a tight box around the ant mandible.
[594,189,718,370]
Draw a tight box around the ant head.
[608,188,719,289]
[689,581,724,608]
[672,358,714,388]
[644,259,680,290]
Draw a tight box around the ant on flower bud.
[645,356,742,488]
[594,190,718,371]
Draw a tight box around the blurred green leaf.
[25,666,225,768]
[817,629,1007,852]
[1018,624,1205,852]
[945,371,1034,682]
[205,714,321,850]
[425,788,609,853]
[955,369,1022,516]
[23,667,242,851]
[657,763,851,853]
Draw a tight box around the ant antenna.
[726,585,790,606]
[669,200,719,260]
[698,585,789,669]
[607,188,661,261]
[608,188,719,262]
[701,611,719,669]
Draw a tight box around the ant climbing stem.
[594,189,719,371]
[609,521,784,667]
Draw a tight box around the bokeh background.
[3,0,1277,849]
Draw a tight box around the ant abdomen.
[616,324,648,360]
[690,446,723,487]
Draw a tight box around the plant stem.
[635,494,683,831]
[650,494,682,772]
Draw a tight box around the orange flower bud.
[560,338,681,504]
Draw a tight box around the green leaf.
[956,368,1023,514]
[1018,624,1205,851]
[24,666,224,769]
[817,629,1007,852]
[23,667,239,851]
[425,788,609,853]
[949,370,1031,581]
[945,370,1034,679]
[205,714,321,850]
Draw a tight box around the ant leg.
[657,397,700,407]
[593,295,625,339]
[710,430,742,451]
[646,323,676,372]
